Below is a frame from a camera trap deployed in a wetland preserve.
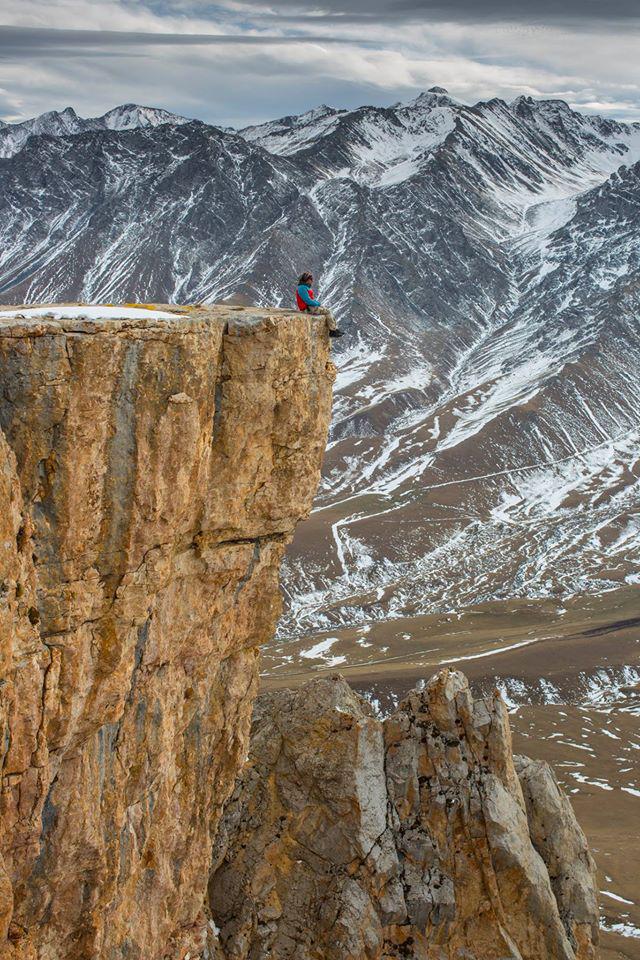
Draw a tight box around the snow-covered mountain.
[1,90,639,639]
[0,103,189,158]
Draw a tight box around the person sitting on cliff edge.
[296,272,344,338]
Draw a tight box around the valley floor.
[261,585,640,959]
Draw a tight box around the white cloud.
[0,0,638,124]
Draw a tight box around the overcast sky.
[0,0,639,126]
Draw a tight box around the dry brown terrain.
[262,585,640,959]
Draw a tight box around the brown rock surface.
[0,304,334,959]
[209,670,599,960]
[515,755,599,960]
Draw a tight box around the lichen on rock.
[208,670,599,960]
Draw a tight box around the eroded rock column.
[209,670,599,960]
[0,305,334,960]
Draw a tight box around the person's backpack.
[296,286,315,311]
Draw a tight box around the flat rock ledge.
[208,670,599,960]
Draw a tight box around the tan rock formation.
[515,756,599,960]
[209,670,599,960]
[0,305,334,960]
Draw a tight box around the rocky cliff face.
[0,305,334,960]
[0,303,600,960]
[209,671,598,960]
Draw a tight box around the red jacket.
[296,285,317,311]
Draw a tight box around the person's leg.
[322,309,337,331]
[308,305,343,337]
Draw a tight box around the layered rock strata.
[0,305,334,960]
[209,671,599,960]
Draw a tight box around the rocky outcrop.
[0,305,334,959]
[209,671,599,960]
[515,756,599,960]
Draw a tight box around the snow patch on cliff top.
[0,306,178,321]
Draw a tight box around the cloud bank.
[0,0,638,125]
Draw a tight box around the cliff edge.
[0,304,335,959]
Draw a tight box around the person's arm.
[297,285,321,307]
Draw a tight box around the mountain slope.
[0,90,639,644]
[0,122,324,303]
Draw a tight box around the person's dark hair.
[298,272,313,285]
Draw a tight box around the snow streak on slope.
[240,105,348,155]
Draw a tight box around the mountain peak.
[37,106,77,122]
[511,94,574,117]
[100,103,188,130]
[298,104,339,123]
[0,102,189,159]
[407,87,457,108]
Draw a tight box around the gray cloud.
[0,0,638,125]
[0,24,359,58]
[177,0,640,24]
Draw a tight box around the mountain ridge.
[0,90,638,643]
[0,102,190,158]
